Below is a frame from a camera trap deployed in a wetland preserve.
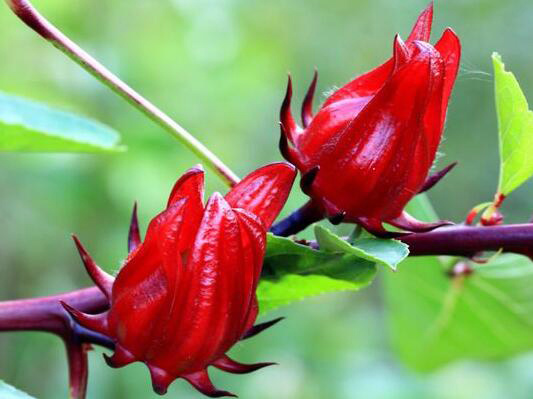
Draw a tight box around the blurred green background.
[1,0,533,398]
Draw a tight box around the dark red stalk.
[400,224,533,258]
[0,287,111,399]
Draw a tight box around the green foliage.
[0,380,36,399]
[0,92,123,153]
[314,225,409,271]
[385,195,533,370]
[493,53,533,196]
[258,228,408,313]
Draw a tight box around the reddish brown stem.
[0,287,110,399]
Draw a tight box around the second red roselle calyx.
[279,3,461,236]
[61,163,296,397]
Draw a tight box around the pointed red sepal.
[148,365,176,395]
[183,370,237,398]
[301,69,318,128]
[392,34,409,71]
[225,162,296,229]
[280,74,300,143]
[387,211,453,233]
[167,165,205,208]
[419,162,457,193]
[71,236,113,299]
[241,317,284,340]
[279,123,299,166]
[128,202,141,254]
[103,344,136,368]
[212,355,276,374]
[406,2,433,44]
[60,302,109,336]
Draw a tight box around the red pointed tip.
[241,317,285,340]
[103,345,136,369]
[280,74,298,143]
[149,365,176,396]
[212,355,277,374]
[183,370,237,398]
[279,124,296,164]
[301,69,318,128]
[406,2,434,44]
[387,211,453,233]
[393,34,409,70]
[419,162,458,193]
[60,301,109,335]
[71,235,113,299]
[128,202,141,254]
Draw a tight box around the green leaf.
[385,195,533,370]
[0,92,123,153]
[258,233,377,314]
[0,380,37,399]
[257,274,362,314]
[493,53,533,196]
[314,225,409,271]
[385,253,533,370]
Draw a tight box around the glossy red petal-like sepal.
[183,370,237,398]
[225,162,296,229]
[434,28,461,128]
[167,165,205,208]
[241,317,284,340]
[212,355,276,374]
[128,202,141,254]
[71,235,114,299]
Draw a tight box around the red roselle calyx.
[279,3,461,236]
[61,163,296,397]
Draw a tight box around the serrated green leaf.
[314,225,409,271]
[258,233,377,313]
[0,92,124,153]
[0,380,37,399]
[384,195,533,370]
[493,53,533,196]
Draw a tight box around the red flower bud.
[62,163,296,397]
[280,3,461,235]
